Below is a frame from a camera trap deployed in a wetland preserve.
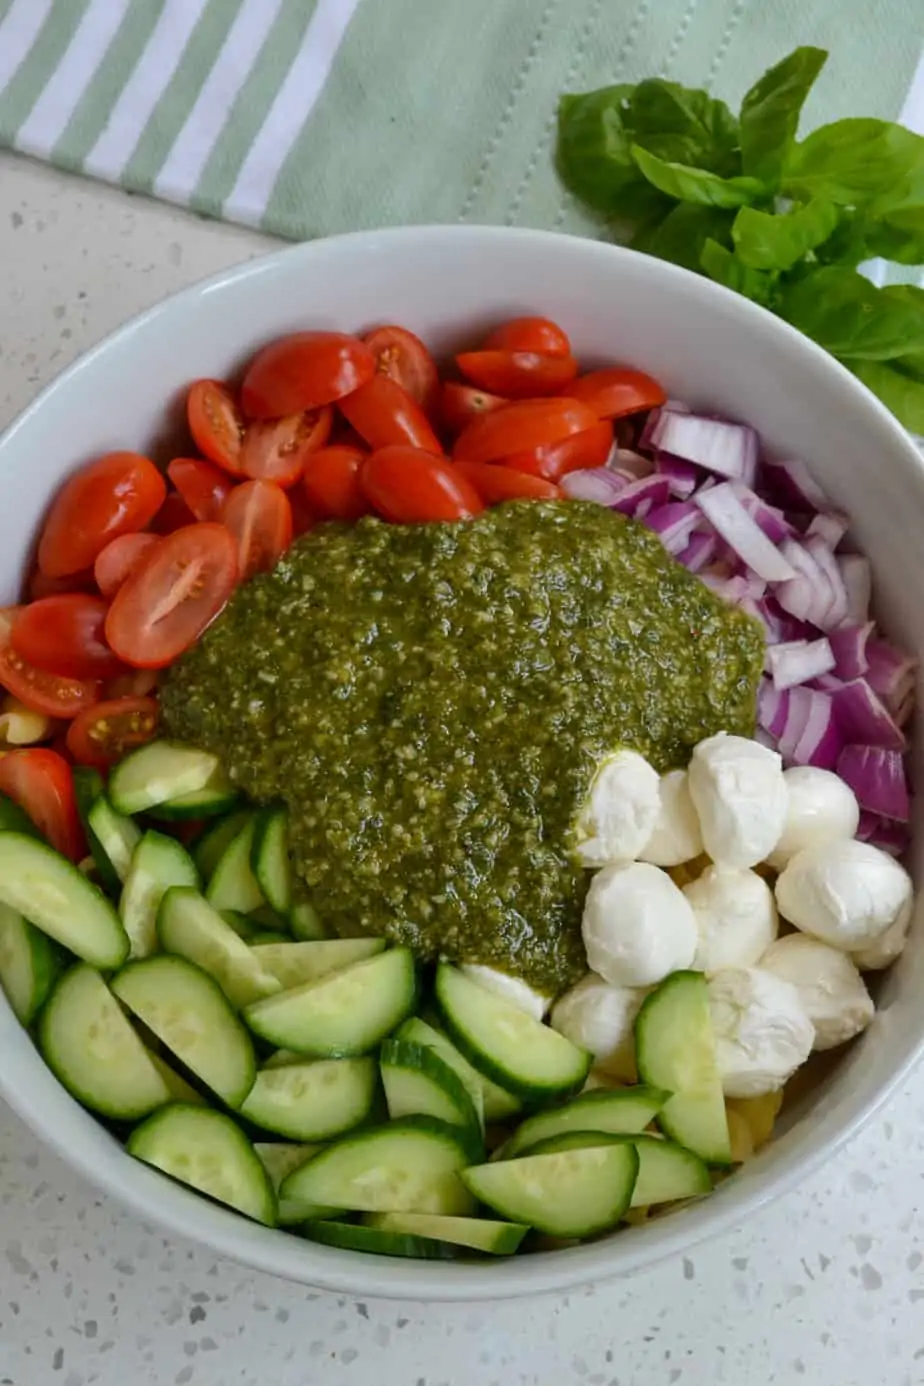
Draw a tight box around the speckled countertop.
[1,151,924,1386]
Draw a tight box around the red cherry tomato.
[362,446,484,524]
[241,407,332,488]
[167,458,233,522]
[567,368,667,419]
[453,460,562,503]
[94,533,160,598]
[0,749,84,860]
[454,398,598,464]
[151,491,197,535]
[455,351,578,398]
[37,452,166,578]
[12,596,124,681]
[28,568,96,600]
[439,383,508,437]
[0,608,100,719]
[483,316,571,357]
[187,380,245,474]
[339,375,442,454]
[105,524,239,669]
[221,481,293,581]
[241,332,375,420]
[364,326,439,412]
[501,420,614,481]
[66,695,160,771]
[288,489,318,539]
[302,445,371,521]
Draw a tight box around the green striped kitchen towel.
[0,0,922,241]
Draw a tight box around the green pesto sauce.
[161,502,763,992]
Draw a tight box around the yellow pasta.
[0,696,52,746]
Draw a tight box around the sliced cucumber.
[109,741,221,817]
[249,931,291,945]
[248,903,290,931]
[205,820,265,915]
[40,964,173,1120]
[435,964,590,1103]
[302,1220,457,1260]
[512,1129,711,1208]
[244,948,417,1057]
[366,1212,528,1255]
[86,798,142,889]
[148,766,239,822]
[128,1103,276,1226]
[463,1141,639,1238]
[635,971,731,1165]
[0,790,42,838]
[146,1050,208,1106]
[290,899,328,941]
[120,832,199,959]
[381,1039,481,1134]
[240,1057,378,1141]
[0,833,128,969]
[254,1142,336,1224]
[251,807,292,915]
[501,1085,669,1160]
[250,938,385,990]
[157,888,280,1009]
[0,903,63,1025]
[220,909,258,941]
[112,955,256,1108]
[280,1117,474,1215]
[193,811,252,881]
[397,1018,485,1131]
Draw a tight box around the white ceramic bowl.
[1,226,923,1302]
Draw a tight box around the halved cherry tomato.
[37,452,166,578]
[364,326,439,412]
[94,533,160,599]
[167,458,233,522]
[28,568,96,600]
[221,481,293,581]
[339,375,442,454]
[453,460,562,503]
[288,489,318,539]
[12,596,124,681]
[455,351,578,398]
[501,420,614,481]
[454,398,598,464]
[362,446,484,524]
[0,748,84,860]
[187,380,245,474]
[567,368,667,419]
[242,333,375,420]
[483,316,571,357]
[439,382,508,437]
[105,668,159,699]
[151,491,197,535]
[105,524,238,669]
[241,407,332,488]
[302,445,370,521]
[66,695,160,772]
[0,608,100,719]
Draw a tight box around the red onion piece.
[644,502,701,554]
[775,539,847,630]
[676,530,717,573]
[732,484,795,544]
[827,623,874,680]
[866,638,917,716]
[838,745,911,822]
[762,458,830,513]
[779,686,841,768]
[650,411,759,486]
[768,637,835,691]
[702,572,767,604]
[610,475,672,516]
[831,678,906,752]
[857,811,911,858]
[807,510,850,549]
[695,483,796,582]
[639,399,690,451]
[612,448,654,480]
[837,554,871,626]
[560,468,630,504]
[655,455,700,498]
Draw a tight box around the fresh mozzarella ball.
[684,865,778,974]
[550,972,644,1080]
[459,964,551,1021]
[575,749,661,867]
[775,839,914,951]
[767,767,860,870]
[582,861,697,988]
[707,966,815,1098]
[639,770,704,867]
[761,934,874,1050]
[688,732,788,868]
[852,910,912,971]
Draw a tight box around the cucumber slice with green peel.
[146,1050,208,1106]
[244,947,418,1057]
[511,1130,711,1208]
[248,931,291,945]
[120,832,200,959]
[434,963,590,1103]
[193,811,252,881]
[240,1057,378,1141]
[463,1141,639,1238]
[250,938,385,990]
[112,955,256,1108]
[280,1116,474,1216]
[205,820,265,915]
[254,1142,337,1224]
[248,903,290,931]
[0,903,63,1025]
[635,971,731,1165]
[109,742,221,817]
[302,1220,457,1260]
[128,1104,276,1226]
[263,1048,303,1069]
[251,808,292,914]
[86,798,142,889]
[381,1039,481,1134]
[366,1212,528,1256]
[289,899,328,941]
[396,1018,486,1131]
[40,964,174,1120]
[0,833,128,969]
[501,1085,670,1160]
[220,909,258,941]
[0,790,42,838]
[157,888,280,1009]
[147,770,240,822]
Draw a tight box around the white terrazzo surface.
[1,151,924,1386]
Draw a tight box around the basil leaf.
[556,88,672,220]
[780,267,924,360]
[631,203,735,273]
[700,240,779,307]
[850,359,924,432]
[863,205,924,265]
[739,46,827,186]
[731,198,838,271]
[631,146,764,208]
[785,119,924,205]
[627,80,739,174]
[813,210,870,268]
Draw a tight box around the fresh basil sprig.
[556,46,924,431]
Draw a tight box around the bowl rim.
[2,222,923,1302]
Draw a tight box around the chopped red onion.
[650,411,759,486]
[611,448,653,479]
[857,811,911,858]
[837,554,871,626]
[732,484,795,544]
[807,510,850,549]
[695,483,796,582]
[827,623,874,680]
[838,745,911,822]
[702,572,767,604]
[645,502,701,555]
[866,638,917,716]
[560,468,629,504]
[775,538,847,631]
[780,686,841,768]
[610,475,672,516]
[676,530,717,573]
[639,399,690,451]
[806,537,848,628]
[762,458,829,513]
[831,678,906,752]
[768,637,835,691]
[655,455,700,498]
